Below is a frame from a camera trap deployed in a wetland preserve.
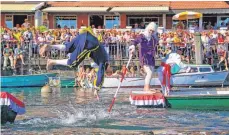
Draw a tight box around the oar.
[108,54,132,112]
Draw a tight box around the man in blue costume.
[39,28,109,97]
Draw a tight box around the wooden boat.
[103,65,229,88]
[1,73,57,87]
[130,88,229,110]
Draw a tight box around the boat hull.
[130,90,229,110]
[103,77,160,88]
[1,73,57,87]
[166,95,229,110]
[103,71,229,88]
[171,71,229,87]
[60,78,75,88]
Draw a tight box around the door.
[13,15,27,27]
[89,15,104,28]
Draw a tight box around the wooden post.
[194,32,203,64]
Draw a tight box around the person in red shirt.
[218,33,224,45]
[217,44,228,70]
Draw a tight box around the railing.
[1,38,225,68]
[0,39,210,62]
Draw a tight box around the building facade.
[1,1,229,30]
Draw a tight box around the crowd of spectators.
[1,19,229,72]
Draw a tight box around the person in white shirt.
[21,19,30,28]
[201,32,210,49]
[157,49,188,95]
[3,32,10,41]
[166,33,174,48]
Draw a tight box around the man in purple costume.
[129,22,159,92]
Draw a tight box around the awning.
[42,7,109,12]
[171,9,229,14]
[110,7,169,12]
[1,4,37,12]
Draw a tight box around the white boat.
[103,65,229,88]
[171,64,229,87]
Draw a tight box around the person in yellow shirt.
[13,30,22,43]
[97,31,103,42]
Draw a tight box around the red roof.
[47,1,229,9]
[170,1,229,9]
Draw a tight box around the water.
[1,87,229,135]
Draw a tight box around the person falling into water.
[39,27,109,97]
[129,22,159,93]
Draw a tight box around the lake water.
[1,87,229,135]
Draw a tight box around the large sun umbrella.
[172,11,203,20]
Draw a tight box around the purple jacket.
[132,34,158,66]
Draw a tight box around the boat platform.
[130,89,229,110]
[129,91,166,108]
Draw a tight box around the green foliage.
[37,25,48,33]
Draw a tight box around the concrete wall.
[48,13,54,29]
[120,13,127,28]
[1,14,5,27]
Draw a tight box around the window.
[90,15,104,28]
[187,19,199,28]
[172,20,187,29]
[145,18,159,26]
[105,15,119,29]
[129,17,143,28]
[190,67,198,73]
[172,19,199,29]
[5,15,13,29]
[128,16,159,28]
[203,17,217,30]
[199,68,211,72]
[55,16,77,29]
[219,16,229,27]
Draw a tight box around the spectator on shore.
[218,33,224,45]
[139,22,145,29]
[21,19,30,28]
[129,66,136,77]
[206,22,213,30]
[13,44,25,68]
[14,24,21,31]
[2,23,229,71]
[54,31,61,43]
[23,28,33,42]
[12,29,21,43]
[3,42,14,69]
[213,22,218,30]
